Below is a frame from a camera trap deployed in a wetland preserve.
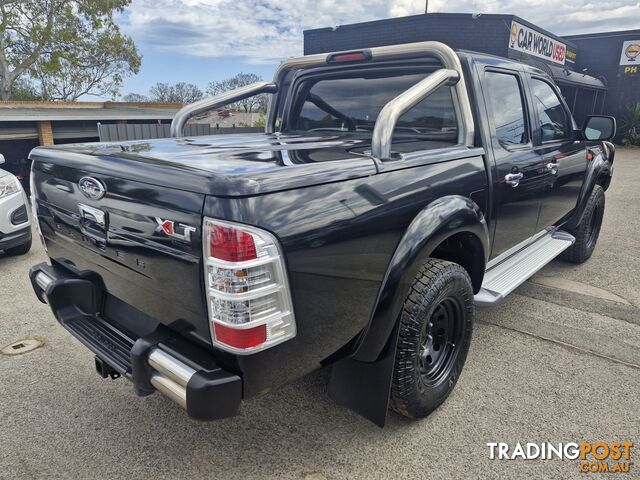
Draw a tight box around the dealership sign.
[620,40,640,65]
[509,21,566,65]
[620,40,640,75]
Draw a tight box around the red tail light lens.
[213,322,267,349]
[327,51,371,64]
[204,218,297,354]
[209,224,257,262]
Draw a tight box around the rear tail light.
[326,50,371,64]
[203,218,296,353]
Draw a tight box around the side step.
[475,230,575,306]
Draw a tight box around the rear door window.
[485,71,529,147]
[531,79,570,142]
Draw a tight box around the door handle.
[546,162,559,175]
[505,172,524,187]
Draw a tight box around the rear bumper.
[29,262,242,421]
[0,226,31,251]
[0,189,31,233]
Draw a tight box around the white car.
[0,154,31,256]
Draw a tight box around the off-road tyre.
[390,258,474,419]
[561,185,605,264]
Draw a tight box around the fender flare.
[566,145,612,230]
[328,195,489,426]
[353,194,489,363]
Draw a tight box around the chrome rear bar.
[148,348,197,410]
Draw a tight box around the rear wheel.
[561,185,605,264]
[390,258,474,419]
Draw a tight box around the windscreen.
[289,71,458,145]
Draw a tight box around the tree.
[0,0,141,101]
[148,82,203,103]
[621,102,640,146]
[207,73,268,113]
[10,77,42,100]
[121,92,149,102]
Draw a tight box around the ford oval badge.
[78,177,106,200]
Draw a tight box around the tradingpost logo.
[487,442,634,474]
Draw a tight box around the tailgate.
[31,159,210,345]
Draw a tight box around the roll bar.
[371,69,460,160]
[170,41,475,156]
[170,82,277,138]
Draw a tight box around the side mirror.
[582,115,616,141]
[0,154,4,165]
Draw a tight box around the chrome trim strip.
[170,82,278,137]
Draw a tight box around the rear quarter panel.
[205,154,488,397]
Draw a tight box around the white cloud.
[123,0,639,64]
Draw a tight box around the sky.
[117,0,640,98]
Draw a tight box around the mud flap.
[328,322,399,427]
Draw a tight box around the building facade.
[304,13,631,127]
[565,29,640,123]
[0,101,181,180]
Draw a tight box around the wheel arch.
[353,194,489,364]
[567,143,613,230]
[327,195,488,426]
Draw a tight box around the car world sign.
[509,20,566,65]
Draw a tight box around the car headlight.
[0,174,22,198]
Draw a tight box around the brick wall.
[37,121,54,146]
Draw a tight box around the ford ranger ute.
[28,42,615,426]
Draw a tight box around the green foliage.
[9,77,42,100]
[238,116,265,128]
[621,103,640,146]
[0,0,141,101]
[207,73,268,113]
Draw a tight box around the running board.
[474,230,575,306]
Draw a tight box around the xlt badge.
[155,217,196,242]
